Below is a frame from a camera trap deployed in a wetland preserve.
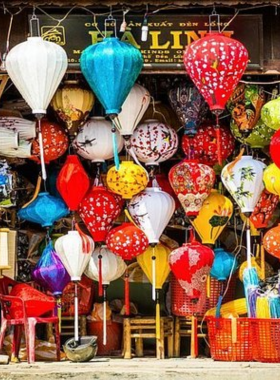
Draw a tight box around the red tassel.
[125,269,130,316]
[215,115,222,166]
[98,254,103,297]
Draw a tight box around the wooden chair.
[123,316,174,359]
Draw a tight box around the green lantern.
[261,97,280,130]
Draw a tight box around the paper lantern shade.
[80,37,143,117]
[263,224,280,260]
[149,173,180,209]
[0,117,36,140]
[270,129,280,169]
[263,163,280,196]
[261,97,280,130]
[210,248,238,281]
[56,155,90,211]
[250,189,279,229]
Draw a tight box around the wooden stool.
[123,316,174,359]
[47,315,87,341]
[174,316,207,358]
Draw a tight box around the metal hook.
[104,5,117,37]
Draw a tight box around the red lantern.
[169,230,214,299]
[31,118,68,164]
[182,122,235,166]
[106,223,149,261]
[78,186,123,242]
[270,129,280,169]
[57,155,90,211]
[250,189,279,229]
[168,159,215,218]
[263,224,280,260]
[148,173,180,209]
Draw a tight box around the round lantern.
[31,118,68,164]
[250,189,279,229]
[263,163,280,196]
[80,37,143,118]
[182,122,235,166]
[168,159,216,218]
[210,247,238,281]
[169,230,214,299]
[183,32,248,115]
[270,129,280,169]
[141,100,181,131]
[0,116,36,140]
[50,80,95,135]
[192,189,233,245]
[73,117,124,162]
[221,155,266,215]
[263,224,280,260]
[168,82,208,135]
[56,155,90,212]
[113,84,150,137]
[128,187,175,245]
[261,97,280,130]
[106,223,149,261]
[78,186,123,242]
[106,161,149,199]
[129,119,178,166]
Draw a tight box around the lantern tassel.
[260,241,265,281]
[37,117,47,181]
[152,247,156,301]
[156,290,161,340]
[112,122,120,171]
[125,268,130,316]
[98,254,103,297]
[56,296,62,333]
[74,282,79,343]
[103,285,107,345]
[207,275,211,298]
[215,115,222,166]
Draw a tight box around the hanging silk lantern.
[18,192,68,227]
[0,116,36,140]
[56,155,90,211]
[141,100,181,131]
[0,129,18,150]
[30,118,68,164]
[32,240,70,296]
[270,129,280,169]
[169,230,214,299]
[168,159,216,218]
[263,163,280,196]
[113,84,150,137]
[226,84,266,135]
[261,97,280,130]
[221,155,266,215]
[78,186,123,242]
[107,161,149,199]
[263,224,280,260]
[191,190,233,245]
[250,189,279,229]
[168,82,208,135]
[182,122,235,166]
[50,80,95,135]
[128,187,175,245]
[106,223,149,261]
[80,37,143,118]
[210,247,238,281]
[148,173,180,209]
[73,117,124,162]
[129,119,178,166]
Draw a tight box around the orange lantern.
[263,224,280,260]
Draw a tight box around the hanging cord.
[0,11,13,71]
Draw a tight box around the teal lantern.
[18,192,69,227]
[210,247,238,281]
[80,37,143,118]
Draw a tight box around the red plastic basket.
[206,317,253,361]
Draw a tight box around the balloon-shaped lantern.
[50,80,95,135]
[107,161,149,199]
[6,28,68,180]
[250,189,279,229]
[263,163,280,196]
[191,190,233,245]
[168,82,208,136]
[0,117,36,140]
[73,117,124,163]
[56,155,90,212]
[210,247,238,281]
[270,129,280,169]
[168,159,216,218]
[263,224,280,260]
[129,119,178,166]
[78,186,123,242]
[182,122,235,166]
[149,173,180,209]
[261,97,280,131]
[128,187,175,245]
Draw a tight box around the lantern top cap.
[38,192,50,196]
[91,116,106,121]
[68,230,79,236]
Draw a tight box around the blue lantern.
[210,247,238,281]
[80,37,143,118]
[18,192,69,227]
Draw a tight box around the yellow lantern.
[238,256,274,282]
[263,163,280,196]
[50,80,95,135]
[239,212,260,237]
[106,161,149,199]
[191,190,233,245]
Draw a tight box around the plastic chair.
[0,294,60,363]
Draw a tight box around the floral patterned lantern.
[221,155,266,215]
[31,118,68,164]
[168,159,216,218]
[250,189,279,229]
[182,122,235,166]
[261,97,280,130]
[129,119,178,166]
[263,163,280,196]
[106,161,149,199]
[270,129,280,169]
[191,190,233,245]
[263,224,280,260]
[78,186,123,242]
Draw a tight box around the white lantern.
[55,230,94,282]
[0,140,32,158]
[221,155,266,215]
[129,119,178,166]
[128,187,175,245]
[114,84,150,137]
[0,129,19,150]
[0,117,36,140]
[73,116,124,162]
